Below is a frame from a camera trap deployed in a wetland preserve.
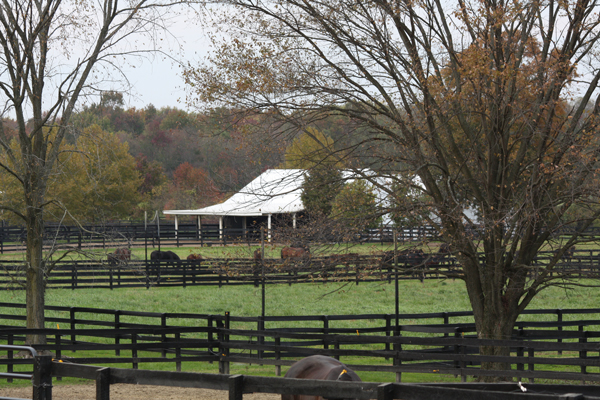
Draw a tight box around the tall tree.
[0,0,186,344]
[330,179,382,230]
[0,125,143,223]
[186,0,600,376]
[301,165,343,217]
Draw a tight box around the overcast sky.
[99,12,211,112]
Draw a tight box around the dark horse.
[282,355,361,400]
[150,250,180,261]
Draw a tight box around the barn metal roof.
[163,169,306,217]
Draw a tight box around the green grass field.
[1,244,599,386]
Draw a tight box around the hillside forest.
[0,92,370,225]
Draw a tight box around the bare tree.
[0,0,188,345]
[186,0,600,377]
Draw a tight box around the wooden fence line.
[38,357,600,400]
[2,305,600,383]
[0,223,445,253]
[3,220,600,254]
[1,250,599,290]
[25,355,600,400]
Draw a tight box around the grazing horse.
[282,355,361,400]
[187,253,203,266]
[281,247,310,259]
[187,253,203,261]
[107,248,131,266]
[254,249,263,261]
[150,250,180,261]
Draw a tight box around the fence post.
[32,355,53,400]
[579,327,588,383]
[393,328,402,383]
[219,311,230,374]
[55,333,62,381]
[96,367,110,400]
[258,315,265,363]
[528,347,535,384]
[229,374,244,400]
[208,315,215,359]
[132,334,138,369]
[175,332,182,372]
[161,314,168,358]
[71,262,77,290]
[6,334,13,382]
[517,328,524,382]
[377,382,394,400]
[145,261,150,290]
[442,312,449,338]
[70,308,76,351]
[557,309,563,355]
[275,336,281,376]
[385,314,391,359]
[115,310,121,356]
[323,316,329,351]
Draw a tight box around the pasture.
[1,244,600,387]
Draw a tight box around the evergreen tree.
[300,166,343,217]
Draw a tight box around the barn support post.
[293,213,297,229]
[198,215,203,245]
[156,211,161,251]
[219,217,224,245]
[32,355,53,400]
[267,214,272,242]
[175,215,180,247]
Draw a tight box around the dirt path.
[1,384,281,400]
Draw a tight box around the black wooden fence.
[2,303,600,384]
[1,250,599,290]
[0,222,444,253]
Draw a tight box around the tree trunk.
[25,203,47,346]
[473,296,519,382]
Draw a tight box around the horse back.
[282,355,361,400]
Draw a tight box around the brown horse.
[281,246,310,259]
[282,355,361,400]
[187,253,203,261]
[107,248,131,266]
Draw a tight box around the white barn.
[163,169,307,239]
